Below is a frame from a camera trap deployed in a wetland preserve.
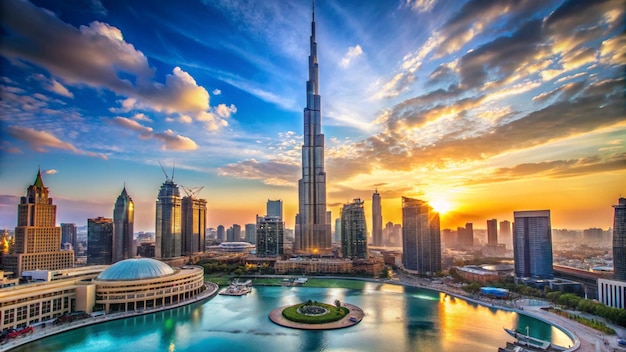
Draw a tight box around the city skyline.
[1,0,624,232]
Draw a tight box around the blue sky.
[0,0,624,232]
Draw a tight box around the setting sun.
[430,199,453,215]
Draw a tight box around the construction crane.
[158,161,175,182]
[181,185,204,198]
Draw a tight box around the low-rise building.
[598,278,626,309]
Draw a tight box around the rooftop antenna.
[312,0,315,21]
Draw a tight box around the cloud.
[213,89,222,95]
[214,103,237,118]
[406,0,437,13]
[46,79,73,98]
[110,117,198,150]
[45,169,57,175]
[111,117,153,138]
[7,126,107,159]
[131,113,152,122]
[340,45,363,68]
[218,159,299,186]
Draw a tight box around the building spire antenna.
[312,0,315,22]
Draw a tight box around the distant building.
[226,224,241,242]
[256,216,284,257]
[612,197,626,281]
[87,217,113,265]
[402,197,441,275]
[181,195,207,255]
[266,199,283,220]
[216,225,225,242]
[155,173,181,258]
[2,170,74,277]
[499,220,512,249]
[113,187,134,263]
[598,278,626,309]
[61,223,77,255]
[372,190,383,246]
[341,198,368,259]
[334,218,341,243]
[457,223,474,248]
[487,219,497,246]
[513,210,553,280]
[245,223,257,244]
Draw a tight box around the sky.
[0,0,624,233]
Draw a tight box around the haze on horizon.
[0,0,624,233]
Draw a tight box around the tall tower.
[2,169,74,276]
[113,186,134,263]
[499,220,512,249]
[612,197,626,281]
[87,216,113,265]
[181,195,207,255]
[487,219,498,246]
[341,198,368,259]
[256,215,284,257]
[295,2,331,255]
[156,171,181,258]
[267,199,283,220]
[402,197,441,275]
[372,190,383,246]
[513,210,553,280]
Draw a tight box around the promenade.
[0,282,219,352]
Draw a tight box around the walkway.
[269,303,364,330]
[0,282,219,352]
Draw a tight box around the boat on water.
[219,279,252,296]
[502,328,567,352]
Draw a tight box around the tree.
[335,299,341,312]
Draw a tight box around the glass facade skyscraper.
[87,216,113,265]
[113,187,134,263]
[340,198,368,259]
[181,196,207,255]
[372,190,382,246]
[513,210,553,279]
[402,197,441,275]
[266,199,283,220]
[156,176,181,258]
[613,197,626,281]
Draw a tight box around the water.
[15,283,573,352]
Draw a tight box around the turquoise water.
[15,283,573,352]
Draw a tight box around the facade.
[499,220,512,249]
[181,196,207,255]
[401,197,441,275]
[113,187,134,263]
[2,170,74,277]
[256,216,284,257]
[513,210,553,280]
[244,223,256,244]
[487,219,497,246]
[612,197,626,281]
[340,198,368,259]
[266,199,283,220]
[295,5,332,255]
[156,175,182,258]
[87,217,113,265]
[372,190,383,246]
[598,278,626,309]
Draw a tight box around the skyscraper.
[2,170,74,276]
[267,199,283,220]
[113,187,134,263]
[457,223,474,248]
[295,3,331,255]
[513,210,553,280]
[402,197,441,275]
[499,220,512,249]
[372,189,382,246]
[256,215,284,257]
[245,223,256,244]
[340,198,368,259]
[334,218,341,243]
[61,223,77,253]
[487,219,498,246]
[217,225,225,242]
[87,216,113,265]
[156,173,181,258]
[612,197,626,281]
[181,195,207,254]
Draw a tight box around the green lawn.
[282,302,349,324]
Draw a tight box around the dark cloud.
[533,80,587,103]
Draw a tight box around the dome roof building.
[96,258,175,281]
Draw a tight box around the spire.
[312,0,315,22]
[33,168,44,188]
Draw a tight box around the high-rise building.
[256,215,284,257]
[372,190,382,246]
[226,224,241,242]
[457,223,474,248]
[402,197,441,275]
[181,195,207,254]
[612,197,626,281]
[267,199,283,220]
[87,217,113,265]
[513,210,553,280]
[340,198,368,259]
[155,173,181,258]
[499,220,512,249]
[2,170,74,276]
[245,223,256,244]
[295,4,331,255]
[61,223,77,252]
[217,225,225,242]
[334,218,341,243]
[113,187,134,263]
[487,219,498,246]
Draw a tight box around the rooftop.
[96,258,175,281]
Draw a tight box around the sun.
[430,198,453,214]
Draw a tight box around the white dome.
[96,258,175,281]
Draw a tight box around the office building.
[87,217,113,265]
[598,278,626,309]
[372,189,383,246]
[217,225,225,242]
[155,173,181,258]
[457,223,474,248]
[295,4,332,255]
[113,187,134,263]
[256,215,284,257]
[613,197,626,281]
[334,218,341,243]
[402,197,441,275]
[499,220,511,249]
[513,210,553,280]
[340,198,368,259]
[267,199,283,220]
[61,223,77,256]
[487,219,497,246]
[181,195,207,254]
[245,223,256,243]
[2,170,74,277]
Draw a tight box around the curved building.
[93,258,205,313]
